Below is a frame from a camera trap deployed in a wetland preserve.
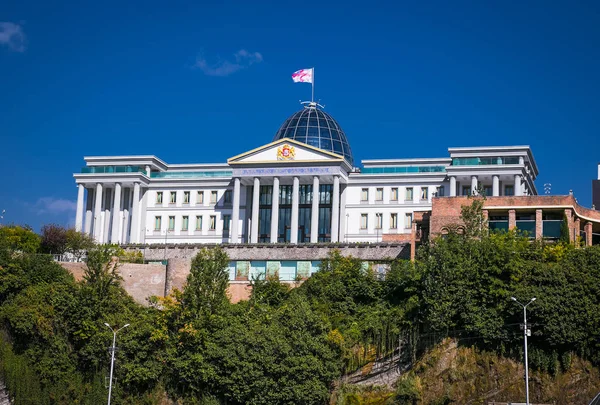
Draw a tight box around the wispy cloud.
[194,49,263,77]
[0,22,26,52]
[30,197,77,215]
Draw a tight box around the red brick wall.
[382,234,412,242]
[430,195,600,237]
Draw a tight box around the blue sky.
[1,0,599,230]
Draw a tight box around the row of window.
[359,212,413,230]
[154,214,231,232]
[361,186,444,203]
[155,190,232,205]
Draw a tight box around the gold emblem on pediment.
[277,144,296,161]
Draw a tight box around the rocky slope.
[334,339,600,405]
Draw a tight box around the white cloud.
[194,49,263,77]
[31,197,77,215]
[0,22,26,52]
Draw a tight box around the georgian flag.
[292,68,313,83]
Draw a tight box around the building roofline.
[361,157,451,165]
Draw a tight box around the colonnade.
[448,174,524,197]
[231,175,342,244]
[75,182,142,244]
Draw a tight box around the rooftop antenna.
[544,183,552,195]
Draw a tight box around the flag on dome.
[292,68,313,83]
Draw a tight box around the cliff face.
[335,339,600,405]
[0,379,11,405]
[407,339,600,404]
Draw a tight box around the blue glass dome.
[273,103,354,166]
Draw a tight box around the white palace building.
[73,102,538,246]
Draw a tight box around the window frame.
[404,213,413,229]
[156,192,163,204]
[420,187,428,201]
[168,216,175,231]
[195,215,203,231]
[360,213,368,230]
[405,187,413,201]
[391,187,398,201]
[390,213,398,229]
[376,188,383,202]
[210,191,218,204]
[375,213,383,229]
[170,191,177,204]
[209,215,216,230]
[197,191,204,204]
[154,216,162,231]
[361,188,369,202]
[182,216,189,231]
[224,190,232,204]
[183,191,190,204]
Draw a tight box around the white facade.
[73,140,538,245]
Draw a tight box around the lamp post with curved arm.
[104,323,129,405]
[511,297,536,405]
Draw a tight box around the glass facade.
[361,166,446,174]
[150,171,232,179]
[452,157,520,166]
[273,106,354,165]
[81,165,144,174]
[257,184,333,243]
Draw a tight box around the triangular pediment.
[228,138,344,165]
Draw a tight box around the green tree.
[39,224,69,254]
[460,194,488,238]
[65,229,95,261]
[0,225,41,253]
[82,244,123,300]
[559,214,571,244]
[182,247,230,317]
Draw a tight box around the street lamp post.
[511,297,536,405]
[104,323,130,405]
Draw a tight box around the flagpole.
[311,67,315,103]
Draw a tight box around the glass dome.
[273,103,354,166]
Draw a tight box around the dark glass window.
[333,140,343,153]
[273,107,354,166]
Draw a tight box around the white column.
[230,178,241,243]
[103,189,112,244]
[251,177,260,243]
[450,176,457,197]
[121,188,130,243]
[310,176,320,243]
[331,176,340,243]
[290,176,300,244]
[514,174,522,196]
[338,184,347,242]
[93,183,103,242]
[145,165,151,176]
[471,175,478,195]
[75,184,85,232]
[130,182,141,243]
[84,188,93,235]
[270,177,280,243]
[492,175,500,197]
[111,183,122,243]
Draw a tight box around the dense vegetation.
[1,210,600,404]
